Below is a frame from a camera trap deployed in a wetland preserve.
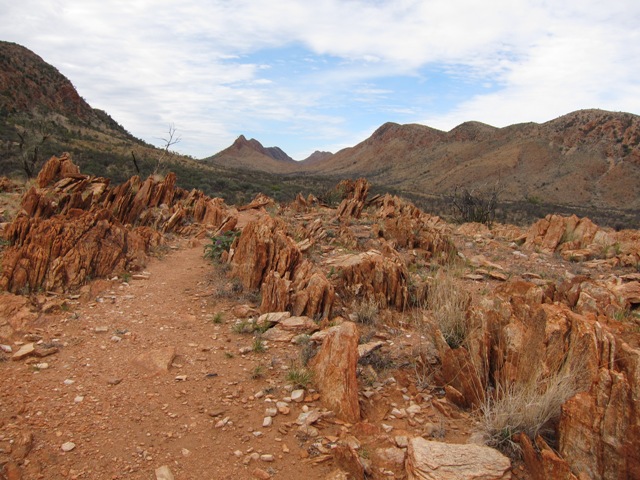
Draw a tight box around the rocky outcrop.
[465,280,640,479]
[406,438,511,479]
[559,343,640,480]
[523,214,614,259]
[35,152,81,187]
[0,293,37,341]
[337,178,370,219]
[309,322,360,423]
[230,215,301,290]
[373,194,456,260]
[327,250,408,309]
[2,209,128,292]
[0,155,234,293]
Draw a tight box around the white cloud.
[0,0,638,157]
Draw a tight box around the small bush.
[450,183,502,227]
[204,230,240,262]
[354,298,379,325]
[250,365,266,379]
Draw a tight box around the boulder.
[406,438,511,479]
[310,322,360,423]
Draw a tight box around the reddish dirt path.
[1,238,336,479]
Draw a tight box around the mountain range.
[205,111,640,213]
[2,40,639,226]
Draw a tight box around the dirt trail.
[1,239,335,479]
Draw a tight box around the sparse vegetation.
[252,336,266,353]
[450,183,502,227]
[250,364,266,379]
[353,298,379,325]
[204,230,240,262]
[428,267,471,349]
[477,352,587,458]
[285,363,313,389]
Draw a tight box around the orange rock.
[310,322,360,423]
[230,216,301,290]
[336,178,369,219]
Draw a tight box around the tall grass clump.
[477,350,587,458]
[353,298,379,325]
[428,267,471,348]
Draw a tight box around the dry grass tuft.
[477,350,587,458]
[353,298,380,325]
[428,267,471,348]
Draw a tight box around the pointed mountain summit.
[204,135,301,173]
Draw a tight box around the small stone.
[215,417,230,428]
[291,389,305,403]
[265,407,278,417]
[12,343,35,361]
[260,454,275,462]
[263,416,273,427]
[111,335,122,342]
[175,375,187,381]
[181,448,191,457]
[74,396,84,403]
[61,442,76,452]
[35,346,59,357]
[107,377,123,385]
[34,363,49,370]
[154,465,175,480]
[0,344,12,353]
[63,379,75,385]
[406,404,422,416]
[252,467,271,479]
[381,424,393,433]
[94,327,109,333]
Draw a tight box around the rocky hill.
[1,157,639,479]
[299,110,640,213]
[0,42,339,206]
[204,135,298,173]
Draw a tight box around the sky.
[1,1,639,160]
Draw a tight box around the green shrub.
[204,230,240,261]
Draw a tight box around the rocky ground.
[1,158,640,480]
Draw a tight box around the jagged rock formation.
[524,214,640,266]
[336,178,370,219]
[0,154,234,293]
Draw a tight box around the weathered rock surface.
[327,250,408,309]
[133,347,176,373]
[468,279,640,479]
[336,178,370,219]
[0,155,233,293]
[406,437,511,479]
[310,322,360,423]
[230,215,301,291]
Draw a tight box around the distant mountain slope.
[203,135,300,173]
[0,41,339,207]
[296,109,640,211]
